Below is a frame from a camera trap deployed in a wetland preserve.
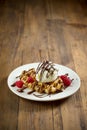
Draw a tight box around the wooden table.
[0,0,87,130]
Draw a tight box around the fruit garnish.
[60,74,72,87]
[15,80,24,88]
[27,76,34,83]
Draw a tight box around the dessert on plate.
[11,60,72,94]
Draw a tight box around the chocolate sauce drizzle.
[27,90,50,98]
[17,86,27,92]
[11,83,15,87]
[27,90,35,94]
[33,93,49,98]
[36,60,58,81]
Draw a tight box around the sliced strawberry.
[60,75,71,87]
[27,76,34,83]
[15,80,24,88]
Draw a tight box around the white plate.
[7,63,81,101]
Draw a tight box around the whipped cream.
[36,61,58,83]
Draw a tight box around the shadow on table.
[22,95,71,107]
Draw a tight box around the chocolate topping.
[17,85,27,92]
[36,60,58,81]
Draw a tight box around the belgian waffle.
[19,68,64,94]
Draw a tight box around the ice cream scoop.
[36,61,58,83]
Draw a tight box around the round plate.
[7,63,81,101]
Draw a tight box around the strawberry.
[60,75,71,87]
[27,76,34,83]
[15,80,24,88]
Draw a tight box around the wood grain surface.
[0,0,87,130]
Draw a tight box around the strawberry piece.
[15,80,24,88]
[60,75,71,87]
[27,76,34,83]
